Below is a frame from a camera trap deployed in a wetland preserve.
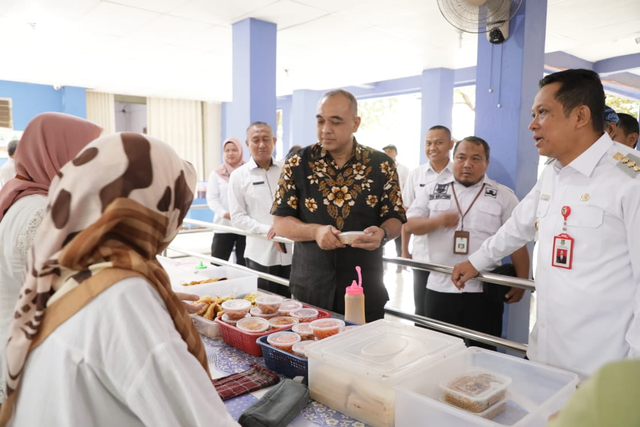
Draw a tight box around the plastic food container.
[278,300,303,316]
[221,313,249,325]
[337,231,371,245]
[290,308,319,323]
[394,347,580,427]
[440,369,512,413]
[310,318,345,340]
[221,299,252,320]
[255,295,283,314]
[292,340,316,359]
[292,322,315,340]
[267,331,301,352]
[307,320,466,427]
[236,317,269,333]
[268,316,299,330]
[250,307,277,319]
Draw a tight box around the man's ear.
[353,116,361,132]
[574,105,592,130]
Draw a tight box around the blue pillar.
[225,18,277,161]
[291,89,322,148]
[420,68,454,165]
[474,0,548,348]
[62,86,87,118]
[277,95,292,155]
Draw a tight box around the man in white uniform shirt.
[229,122,293,297]
[406,137,529,348]
[401,126,454,315]
[382,144,410,273]
[453,69,640,378]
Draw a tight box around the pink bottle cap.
[346,280,363,295]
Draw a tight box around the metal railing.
[172,216,533,353]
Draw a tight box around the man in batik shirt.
[271,89,406,321]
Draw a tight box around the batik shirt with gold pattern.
[270,140,406,318]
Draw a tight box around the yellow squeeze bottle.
[344,266,366,324]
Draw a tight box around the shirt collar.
[555,133,612,177]
[428,158,453,174]
[311,137,361,162]
[248,157,274,170]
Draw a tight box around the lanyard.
[451,182,485,231]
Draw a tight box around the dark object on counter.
[239,378,310,427]
[212,363,280,400]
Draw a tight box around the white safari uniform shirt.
[396,162,410,194]
[206,170,233,230]
[469,134,640,378]
[402,161,454,261]
[10,277,239,427]
[228,158,292,267]
[407,175,519,293]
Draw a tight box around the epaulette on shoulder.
[612,151,640,178]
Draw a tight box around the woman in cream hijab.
[1,132,238,427]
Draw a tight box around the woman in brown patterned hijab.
[0,133,239,426]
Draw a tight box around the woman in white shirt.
[0,113,102,402]
[206,138,246,265]
[0,132,238,427]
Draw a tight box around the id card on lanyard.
[451,183,485,255]
[552,206,574,269]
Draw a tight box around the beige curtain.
[86,91,115,134]
[202,102,222,180]
[147,97,204,179]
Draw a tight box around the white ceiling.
[0,0,639,102]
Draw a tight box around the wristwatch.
[379,226,390,247]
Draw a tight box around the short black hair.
[454,136,490,160]
[539,69,605,134]
[287,145,302,155]
[320,89,358,117]
[428,125,452,141]
[616,113,639,137]
[7,139,18,157]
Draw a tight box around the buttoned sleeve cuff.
[468,249,497,272]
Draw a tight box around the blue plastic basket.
[256,320,359,378]
[257,334,309,378]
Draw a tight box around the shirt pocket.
[471,201,502,231]
[565,205,604,229]
[429,199,452,213]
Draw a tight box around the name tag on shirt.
[253,181,265,185]
[429,182,451,200]
[484,187,497,198]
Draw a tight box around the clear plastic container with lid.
[306,319,465,427]
[290,308,319,322]
[310,318,345,340]
[292,340,316,358]
[394,347,580,427]
[440,368,512,413]
[255,295,283,314]
[235,317,269,333]
[292,322,315,340]
[250,306,277,319]
[267,331,301,352]
[221,299,252,320]
[277,300,303,316]
[268,316,298,330]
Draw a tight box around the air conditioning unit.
[0,99,13,129]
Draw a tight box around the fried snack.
[203,302,217,320]
[181,277,228,286]
[243,294,259,304]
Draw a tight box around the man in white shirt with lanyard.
[406,137,529,348]
[453,69,640,378]
[401,125,454,316]
[229,122,293,297]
